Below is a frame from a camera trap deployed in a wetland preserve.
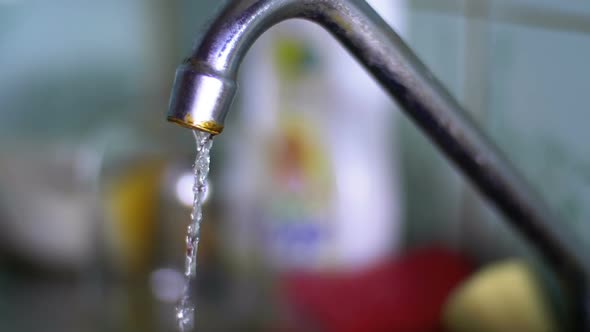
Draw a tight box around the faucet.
[167,0,588,326]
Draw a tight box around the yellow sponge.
[443,260,557,332]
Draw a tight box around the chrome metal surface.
[167,0,589,321]
[168,63,235,134]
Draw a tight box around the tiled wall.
[402,0,590,260]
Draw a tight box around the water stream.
[176,130,214,332]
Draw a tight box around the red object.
[280,247,473,332]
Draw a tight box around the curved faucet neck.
[190,0,389,78]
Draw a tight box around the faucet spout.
[167,0,415,135]
[167,0,590,289]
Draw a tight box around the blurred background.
[1,0,589,331]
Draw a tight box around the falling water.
[176,130,214,332]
